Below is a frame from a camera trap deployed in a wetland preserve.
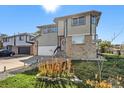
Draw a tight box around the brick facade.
[65,35,96,60]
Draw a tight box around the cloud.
[42,5,60,13]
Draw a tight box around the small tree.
[99,40,112,53]
[0,41,3,49]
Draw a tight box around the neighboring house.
[2,33,35,55]
[54,10,101,60]
[112,44,124,55]
[35,24,58,56]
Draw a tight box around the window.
[7,38,9,42]
[79,17,86,25]
[43,28,48,34]
[19,36,24,41]
[52,27,58,32]
[72,18,78,26]
[72,35,85,44]
[72,16,86,26]
[3,38,7,42]
[43,27,57,34]
[92,16,96,24]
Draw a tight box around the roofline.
[2,33,34,39]
[37,24,57,28]
[54,10,101,22]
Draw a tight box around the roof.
[2,33,34,39]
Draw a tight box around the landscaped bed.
[0,57,124,88]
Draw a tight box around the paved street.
[0,55,34,72]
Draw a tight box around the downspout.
[64,19,68,58]
[90,14,92,36]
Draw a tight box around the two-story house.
[2,33,35,55]
[35,24,58,56]
[36,10,101,60]
[54,10,101,60]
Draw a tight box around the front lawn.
[0,58,124,88]
[0,69,37,88]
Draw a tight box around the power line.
[111,26,124,43]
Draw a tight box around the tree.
[99,40,112,53]
[33,30,41,36]
[0,41,3,49]
[0,33,7,49]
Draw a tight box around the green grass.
[0,69,37,88]
[0,55,124,88]
[72,60,124,87]
[102,53,124,59]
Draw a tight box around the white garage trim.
[38,46,57,56]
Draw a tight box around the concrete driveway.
[0,55,35,72]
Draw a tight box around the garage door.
[38,46,57,56]
[18,47,30,54]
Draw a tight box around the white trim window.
[92,16,97,24]
[19,36,24,41]
[72,35,85,44]
[72,16,86,26]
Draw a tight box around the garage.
[18,46,30,55]
[38,46,57,56]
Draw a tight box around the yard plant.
[0,55,124,88]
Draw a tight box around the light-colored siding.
[3,35,32,47]
[67,15,91,35]
[16,36,32,46]
[37,32,57,46]
[57,15,97,36]
[38,46,57,56]
[58,20,65,36]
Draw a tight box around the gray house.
[36,24,58,56]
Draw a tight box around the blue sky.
[0,5,124,44]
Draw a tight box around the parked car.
[0,49,15,57]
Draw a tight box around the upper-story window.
[3,38,7,42]
[51,27,57,32]
[19,36,24,41]
[92,16,97,24]
[29,36,32,41]
[79,17,86,25]
[72,35,85,44]
[72,16,86,26]
[43,27,57,34]
[72,18,78,26]
[7,38,10,42]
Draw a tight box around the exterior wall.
[3,35,32,47]
[37,33,57,46]
[121,50,124,55]
[16,36,32,46]
[65,35,96,60]
[58,20,65,36]
[12,46,18,54]
[31,41,38,55]
[3,37,14,47]
[57,14,98,60]
[2,34,34,55]
[57,15,97,36]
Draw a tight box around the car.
[0,49,15,57]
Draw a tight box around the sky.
[0,5,124,44]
